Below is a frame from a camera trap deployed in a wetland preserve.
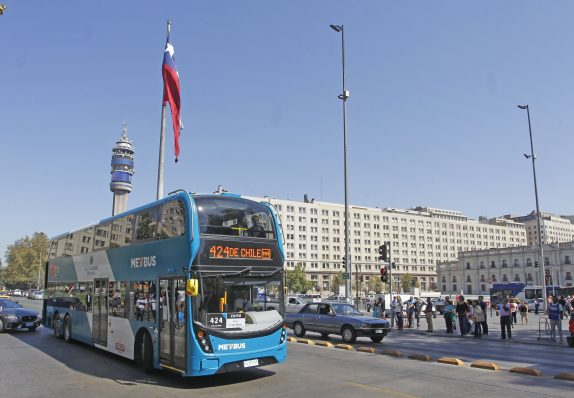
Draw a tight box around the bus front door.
[158,278,186,371]
[92,278,108,346]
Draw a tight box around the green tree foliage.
[3,232,48,289]
[285,265,314,294]
[368,276,384,294]
[331,271,344,294]
[400,272,413,293]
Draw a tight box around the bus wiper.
[255,268,283,277]
[211,267,253,279]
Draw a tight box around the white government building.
[250,195,532,296]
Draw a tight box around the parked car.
[11,289,22,297]
[0,298,41,332]
[286,296,308,313]
[30,290,44,300]
[286,302,390,343]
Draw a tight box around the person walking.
[393,296,403,330]
[498,298,512,340]
[519,300,528,325]
[456,296,469,337]
[472,300,485,338]
[414,297,422,328]
[548,295,564,343]
[443,298,455,334]
[510,299,518,326]
[534,298,540,315]
[424,297,433,332]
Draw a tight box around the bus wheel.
[53,314,62,338]
[141,333,154,373]
[63,316,72,343]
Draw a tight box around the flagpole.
[156,20,170,201]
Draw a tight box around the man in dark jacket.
[456,296,469,336]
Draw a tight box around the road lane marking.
[346,381,420,398]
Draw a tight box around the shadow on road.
[10,327,275,389]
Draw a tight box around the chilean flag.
[162,31,182,162]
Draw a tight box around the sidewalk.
[380,311,572,347]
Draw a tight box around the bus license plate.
[375,329,383,333]
[243,359,259,368]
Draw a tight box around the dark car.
[285,302,390,343]
[0,298,41,332]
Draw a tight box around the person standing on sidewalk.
[534,298,540,315]
[519,300,528,325]
[548,295,564,343]
[472,300,485,338]
[510,298,518,326]
[498,298,512,340]
[443,298,455,334]
[424,297,433,332]
[456,296,469,337]
[414,297,422,328]
[478,296,488,335]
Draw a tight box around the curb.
[470,361,500,371]
[382,349,403,357]
[509,367,542,377]
[437,357,464,366]
[314,340,334,348]
[357,347,376,353]
[408,354,433,362]
[335,343,354,350]
[554,372,574,382]
[287,337,297,342]
[296,338,314,345]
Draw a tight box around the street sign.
[342,273,350,280]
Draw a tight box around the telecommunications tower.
[110,122,135,215]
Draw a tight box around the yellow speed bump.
[357,346,376,353]
[470,361,500,371]
[382,349,403,357]
[296,338,314,345]
[314,340,334,348]
[287,336,298,342]
[554,373,574,382]
[335,343,354,350]
[408,354,433,362]
[437,357,464,366]
[509,367,542,377]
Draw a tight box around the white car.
[12,289,22,297]
[286,296,308,313]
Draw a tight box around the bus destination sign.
[208,244,272,261]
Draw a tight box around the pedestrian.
[548,295,564,343]
[559,296,568,320]
[393,296,403,330]
[478,296,488,335]
[510,298,518,326]
[519,300,528,325]
[472,300,485,338]
[406,298,414,328]
[443,298,455,334]
[456,296,469,336]
[498,298,512,340]
[466,299,474,334]
[414,297,422,328]
[424,297,433,332]
[534,298,540,315]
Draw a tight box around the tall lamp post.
[330,24,352,301]
[517,104,547,311]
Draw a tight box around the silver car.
[286,296,308,313]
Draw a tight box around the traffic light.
[544,268,551,285]
[535,261,539,268]
[380,266,388,283]
[342,256,346,267]
[378,243,388,261]
[391,262,397,270]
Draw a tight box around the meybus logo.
[130,256,157,269]
[218,343,246,351]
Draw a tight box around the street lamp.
[330,24,351,301]
[517,104,548,311]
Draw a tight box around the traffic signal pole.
[387,241,394,329]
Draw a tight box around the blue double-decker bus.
[43,191,286,376]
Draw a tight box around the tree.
[399,273,414,293]
[331,271,344,294]
[368,276,383,294]
[4,232,49,289]
[285,265,314,294]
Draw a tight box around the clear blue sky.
[1,1,574,261]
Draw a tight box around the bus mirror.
[186,279,199,296]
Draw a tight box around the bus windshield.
[195,271,284,333]
[194,196,276,239]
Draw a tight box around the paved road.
[1,327,572,398]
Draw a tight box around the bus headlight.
[197,329,213,353]
[280,323,287,343]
